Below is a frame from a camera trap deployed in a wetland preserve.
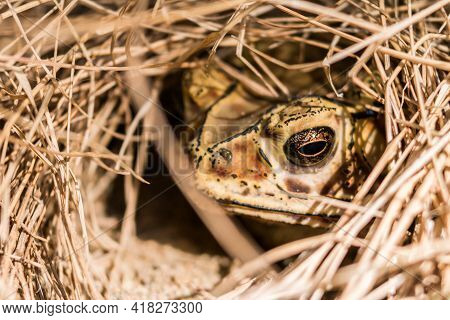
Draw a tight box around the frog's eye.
[283,126,335,167]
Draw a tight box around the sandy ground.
[104,162,231,299]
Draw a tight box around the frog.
[182,66,385,227]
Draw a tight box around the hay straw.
[0,0,448,299]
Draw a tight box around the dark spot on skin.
[242,188,250,196]
[285,178,310,193]
[265,192,275,197]
[231,174,237,179]
[240,180,248,186]
[195,155,203,168]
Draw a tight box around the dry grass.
[0,0,449,299]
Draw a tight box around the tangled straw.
[0,0,448,299]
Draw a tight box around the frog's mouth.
[218,199,340,227]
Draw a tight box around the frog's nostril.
[218,148,232,162]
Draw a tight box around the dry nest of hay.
[0,0,449,300]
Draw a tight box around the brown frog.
[182,67,385,227]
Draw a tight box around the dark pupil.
[299,141,327,156]
[283,126,335,167]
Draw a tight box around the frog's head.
[184,68,385,226]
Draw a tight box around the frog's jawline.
[218,199,341,221]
